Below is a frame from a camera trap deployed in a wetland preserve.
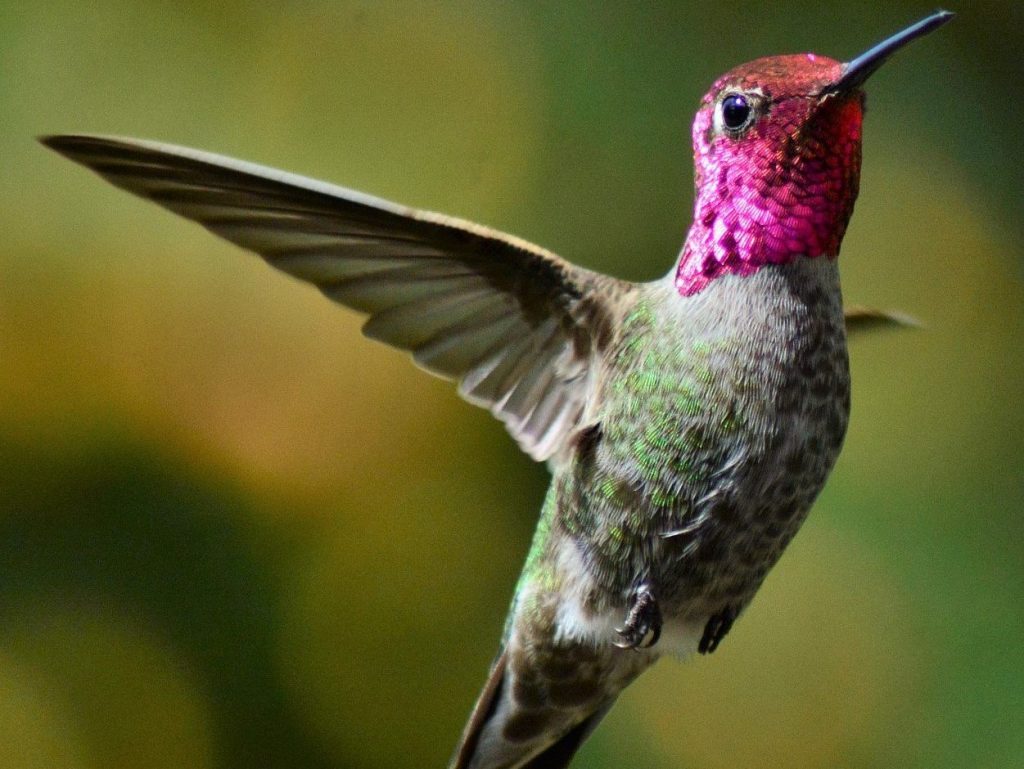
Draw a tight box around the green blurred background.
[2,2,1022,768]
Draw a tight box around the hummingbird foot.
[698,605,737,654]
[613,584,662,650]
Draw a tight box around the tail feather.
[451,649,509,769]
[449,635,650,769]
[520,701,616,769]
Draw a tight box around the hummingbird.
[42,10,952,769]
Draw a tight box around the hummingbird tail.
[449,633,650,769]
[518,703,615,769]
[450,648,509,769]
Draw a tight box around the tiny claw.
[614,584,662,651]
[698,605,737,655]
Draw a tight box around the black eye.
[721,93,752,131]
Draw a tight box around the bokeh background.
[2,2,1022,768]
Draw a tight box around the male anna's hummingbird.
[42,10,952,769]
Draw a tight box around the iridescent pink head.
[675,12,954,296]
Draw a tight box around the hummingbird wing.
[844,305,920,335]
[42,134,626,462]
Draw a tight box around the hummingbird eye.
[719,93,753,133]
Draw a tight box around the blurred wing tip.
[39,133,81,157]
[872,309,923,328]
[39,133,152,169]
[40,132,120,152]
[38,132,72,147]
[845,306,924,334]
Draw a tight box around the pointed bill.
[823,10,954,94]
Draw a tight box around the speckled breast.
[558,258,850,621]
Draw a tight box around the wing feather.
[43,133,629,460]
[844,305,920,335]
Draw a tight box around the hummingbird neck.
[674,92,863,297]
[673,182,849,297]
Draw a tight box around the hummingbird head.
[675,12,954,297]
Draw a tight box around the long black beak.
[823,10,954,95]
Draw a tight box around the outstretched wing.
[43,134,626,461]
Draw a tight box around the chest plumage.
[551,257,850,626]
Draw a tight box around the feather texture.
[42,134,629,461]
